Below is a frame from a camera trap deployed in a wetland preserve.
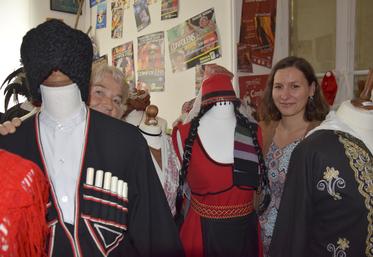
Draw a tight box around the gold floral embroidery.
[317,167,346,200]
[338,132,373,256]
[327,238,350,256]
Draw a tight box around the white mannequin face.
[89,73,124,119]
[272,67,315,119]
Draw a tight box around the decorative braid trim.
[191,197,254,219]
[337,132,373,256]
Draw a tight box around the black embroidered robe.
[270,130,372,257]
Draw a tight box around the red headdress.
[201,73,239,106]
[0,150,49,257]
[321,71,338,106]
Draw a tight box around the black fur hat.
[20,19,93,103]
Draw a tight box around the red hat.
[201,73,239,106]
[321,71,338,106]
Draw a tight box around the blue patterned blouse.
[259,139,301,257]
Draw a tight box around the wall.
[0,0,289,124]
[0,0,31,113]
[90,0,289,126]
[0,0,88,113]
[90,0,233,127]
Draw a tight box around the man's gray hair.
[91,64,129,104]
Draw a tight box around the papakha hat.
[20,19,93,103]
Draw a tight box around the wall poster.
[112,41,136,89]
[167,8,221,73]
[161,0,178,20]
[96,1,107,29]
[137,31,165,92]
[239,0,276,68]
[134,0,151,31]
[111,0,124,38]
[239,74,269,119]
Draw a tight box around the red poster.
[239,0,276,68]
[239,75,268,116]
[237,43,253,73]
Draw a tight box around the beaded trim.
[191,197,254,219]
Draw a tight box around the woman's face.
[272,67,315,119]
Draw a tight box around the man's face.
[42,71,73,87]
[199,16,209,28]
[89,73,125,119]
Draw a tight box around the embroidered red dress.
[174,123,260,257]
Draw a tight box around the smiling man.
[90,64,128,119]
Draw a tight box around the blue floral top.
[259,139,301,257]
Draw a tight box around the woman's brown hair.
[260,56,329,122]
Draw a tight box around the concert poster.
[161,0,178,20]
[112,41,136,89]
[137,31,165,92]
[167,8,221,73]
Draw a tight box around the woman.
[258,56,329,256]
[174,67,270,257]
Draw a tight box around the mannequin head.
[261,56,329,122]
[143,105,159,126]
[138,105,162,150]
[139,105,161,134]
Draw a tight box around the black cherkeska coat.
[0,108,185,257]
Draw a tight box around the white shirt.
[39,104,87,224]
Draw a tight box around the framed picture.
[50,0,81,14]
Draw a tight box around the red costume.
[0,150,49,257]
[173,71,266,257]
[175,124,258,257]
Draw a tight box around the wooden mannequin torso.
[197,102,236,163]
[139,105,163,169]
